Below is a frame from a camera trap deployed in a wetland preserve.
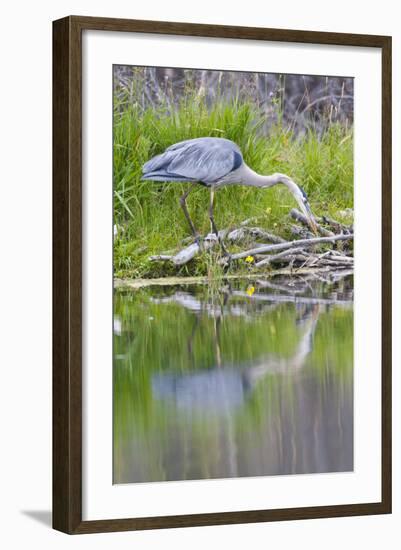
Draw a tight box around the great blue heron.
[142,137,317,253]
[152,302,320,415]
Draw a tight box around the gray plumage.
[142,137,243,186]
[141,137,317,252]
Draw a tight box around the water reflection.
[114,274,353,483]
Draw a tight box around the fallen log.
[254,247,307,267]
[319,215,352,234]
[290,208,335,237]
[149,254,173,261]
[228,226,286,244]
[149,213,354,271]
[290,224,315,239]
[229,233,354,261]
[150,232,221,266]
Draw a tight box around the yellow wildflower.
[246,285,255,297]
[245,255,254,264]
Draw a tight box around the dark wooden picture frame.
[53,15,392,534]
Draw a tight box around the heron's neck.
[240,164,298,194]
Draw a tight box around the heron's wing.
[142,139,200,174]
[142,138,242,183]
[167,139,242,183]
[142,150,179,174]
[165,137,241,154]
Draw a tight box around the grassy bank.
[114,90,353,279]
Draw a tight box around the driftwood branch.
[254,248,307,267]
[319,215,352,234]
[290,224,315,240]
[290,209,334,237]
[228,227,286,244]
[230,233,353,261]
[149,211,354,272]
[150,232,223,266]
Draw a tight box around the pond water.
[113,274,353,484]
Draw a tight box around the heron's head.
[294,186,318,235]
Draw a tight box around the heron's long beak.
[299,200,318,235]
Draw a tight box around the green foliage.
[114,87,353,278]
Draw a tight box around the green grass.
[114,90,353,279]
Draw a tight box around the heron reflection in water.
[152,299,320,415]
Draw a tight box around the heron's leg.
[209,188,230,257]
[179,183,202,247]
